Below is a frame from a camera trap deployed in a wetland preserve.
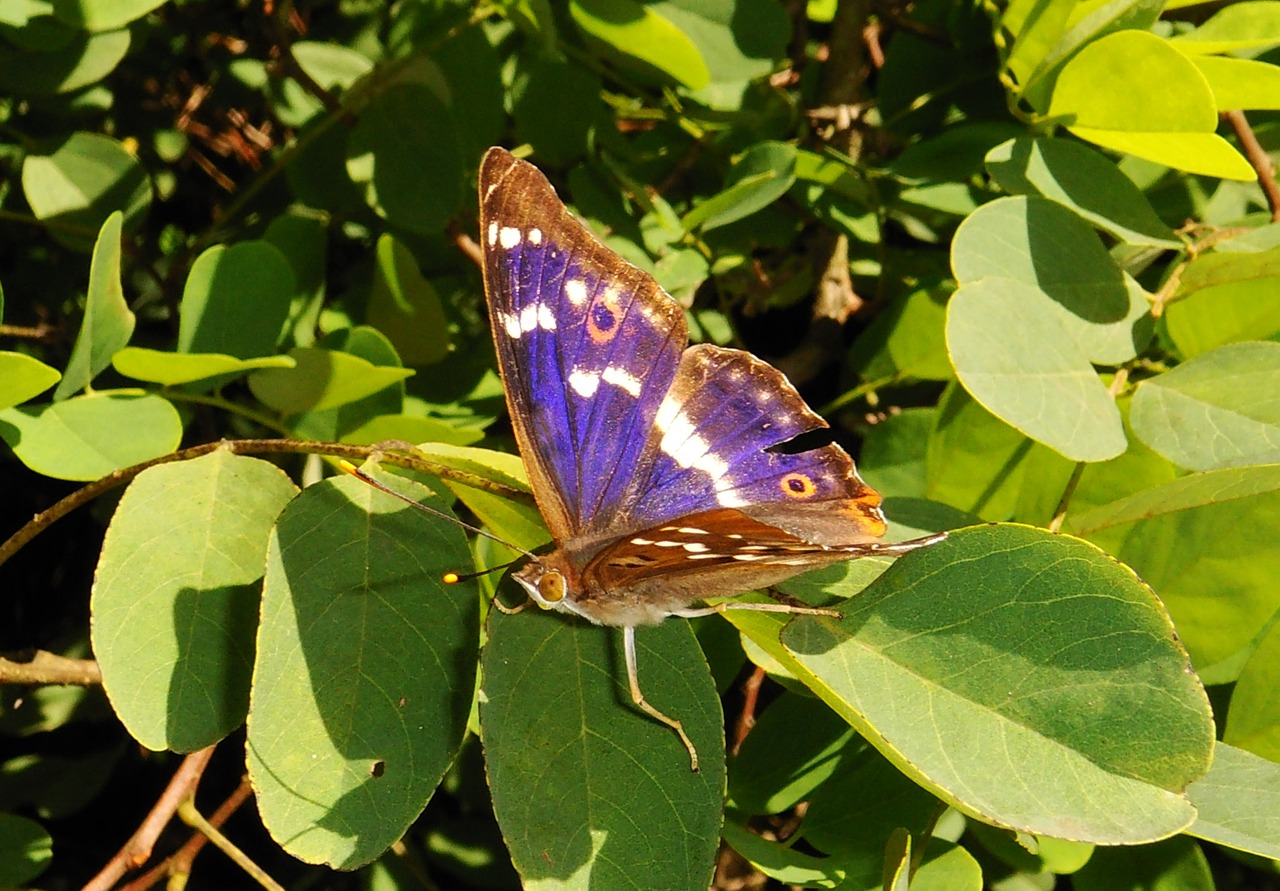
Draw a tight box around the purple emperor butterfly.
[480,147,943,770]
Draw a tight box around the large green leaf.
[649,0,789,84]
[946,277,1126,462]
[984,137,1179,248]
[1186,742,1280,860]
[925,386,1036,520]
[682,141,797,232]
[92,452,297,752]
[366,234,451,366]
[248,474,478,868]
[54,212,135,399]
[345,82,464,234]
[0,25,130,96]
[741,525,1214,843]
[568,0,710,89]
[951,196,1154,365]
[21,132,151,251]
[177,241,295,358]
[1047,30,1252,180]
[0,391,182,481]
[1189,56,1280,111]
[1130,341,1280,470]
[481,607,724,891]
[1118,484,1280,670]
[1169,1,1280,54]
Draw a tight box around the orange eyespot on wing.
[587,289,624,343]
[779,472,818,499]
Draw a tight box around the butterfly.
[478,147,944,770]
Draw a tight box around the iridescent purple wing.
[479,148,885,548]
[480,148,687,541]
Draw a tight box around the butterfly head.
[511,556,571,613]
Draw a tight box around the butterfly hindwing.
[480,149,687,540]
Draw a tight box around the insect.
[477,147,945,770]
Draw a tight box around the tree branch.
[1223,110,1280,222]
[0,650,101,686]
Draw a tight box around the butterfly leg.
[673,602,841,619]
[623,626,700,772]
[490,596,532,616]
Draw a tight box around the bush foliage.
[2,0,1280,888]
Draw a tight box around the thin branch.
[0,650,101,686]
[731,665,767,755]
[1047,463,1085,534]
[0,439,533,573]
[81,746,217,891]
[119,779,254,891]
[178,796,285,891]
[1223,110,1280,222]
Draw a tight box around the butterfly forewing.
[480,149,688,541]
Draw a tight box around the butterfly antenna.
[338,461,538,565]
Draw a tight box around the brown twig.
[731,665,767,755]
[775,0,873,386]
[1223,110,1280,222]
[119,779,254,891]
[449,219,483,269]
[81,746,218,891]
[0,650,101,686]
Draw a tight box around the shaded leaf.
[1224,619,1280,761]
[112,347,295,386]
[248,474,478,868]
[92,451,297,751]
[248,347,414,415]
[568,0,710,89]
[1186,742,1280,859]
[178,241,295,358]
[481,607,724,891]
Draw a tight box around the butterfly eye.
[538,569,567,604]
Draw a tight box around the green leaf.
[512,56,604,165]
[21,132,151,251]
[721,820,844,887]
[1130,341,1280,470]
[946,278,1126,462]
[54,212,135,399]
[951,196,1154,366]
[1186,742,1280,860]
[178,241,295,358]
[248,347,414,415]
[0,25,130,96]
[0,391,182,481]
[286,327,407,441]
[925,386,1036,520]
[268,41,372,128]
[481,608,724,890]
[728,691,855,815]
[92,452,297,752]
[51,0,167,30]
[775,525,1214,842]
[0,353,61,410]
[647,0,789,84]
[682,141,797,232]
[850,287,952,383]
[1070,836,1212,891]
[1165,279,1280,359]
[568,0,710,89]
[346,82,464,234]
[112,347,295,386]
[0,813,52,885]
[248,474,478,869]
[1224,619,1280,761]
[859,407,934,500]
[1118,483,1280,669]
[1069,463,1280,535]
[367,234,451,366]
[985,137,1180,248]
[1047,30,1253,180]
[800,741,945,887]
[1169,1,1280,54]
[340,414,484,448]
[1189,55,1280,111]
